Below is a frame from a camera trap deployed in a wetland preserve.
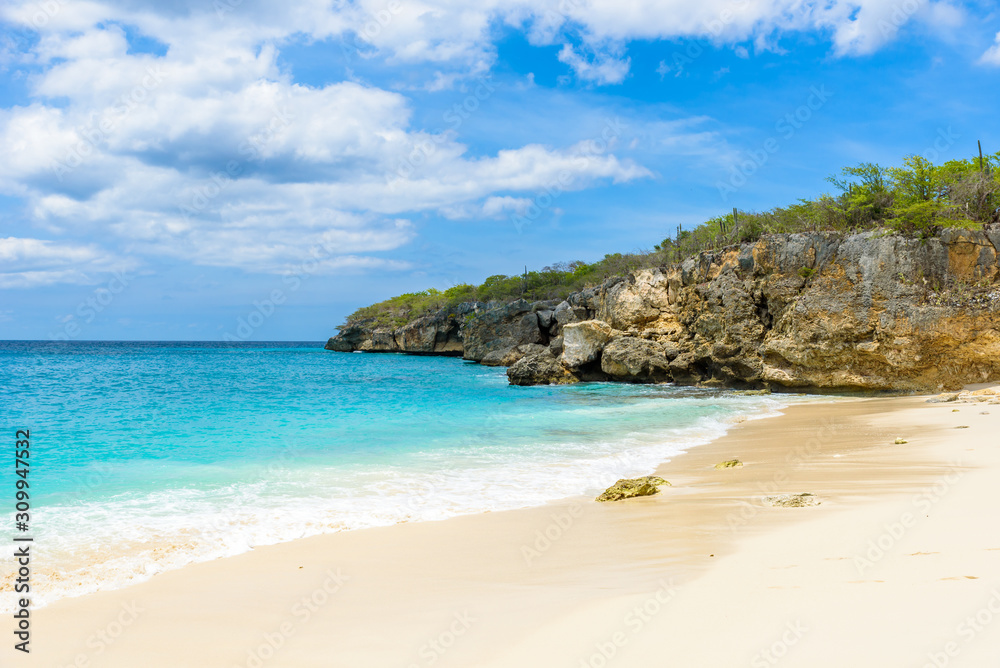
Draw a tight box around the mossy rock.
[714,459,744,469]
[763,493,820,508]
[893,437,908,444]
[596,475,671,502]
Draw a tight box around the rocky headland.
[326,228,1000,392]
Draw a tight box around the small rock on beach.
[763,493,821,508]
[596,476,671,502]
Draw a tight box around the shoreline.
[6,385,808,614]
[25,390,1000,666]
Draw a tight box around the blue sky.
[1,0,999,341]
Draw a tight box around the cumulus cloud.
[0,12,651,281]
[981,32,1000,66]
[0,237,137,288]
[0,0,969,288]
[0,0,962,80]
[481,196,535,218]
[440,195,538,220]
[557,44,631,84]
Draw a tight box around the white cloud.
[0,0,970,287]
[819,0,966,56]
[981,32,1000,66]
[557,44,630,85]
[440,195,536,220]
[2,0,960,81]
[0,18,650,280]
[481,196,535,218]
[0,237,137,288]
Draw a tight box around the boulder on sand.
[595,475,671,502]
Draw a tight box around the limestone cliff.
[326,227,1000,392]
[326,301,480,356]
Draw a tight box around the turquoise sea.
[0,341,812,610]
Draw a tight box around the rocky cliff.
[326,301,479,356]
[326,227,1000,392]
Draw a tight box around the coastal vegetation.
[344,149,1000,329]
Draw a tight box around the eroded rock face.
[331,227,1000,392]
[596,269,667,330]
[325,323,366,352]
[600,336,672,382]
[325,302,480,355]
[507,348,579,386]
[481,343,547,367]
[462,299,544,363]
[561,228,1000,391]
[560,320,614,368]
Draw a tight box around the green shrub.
[342,148,1000,330]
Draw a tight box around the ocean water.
[0,341,814,610]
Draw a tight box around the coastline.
[4,376,804,615]
[26,390,1000,667]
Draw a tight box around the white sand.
[21,391,1000,667]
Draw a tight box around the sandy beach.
[26,390,1000,667]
